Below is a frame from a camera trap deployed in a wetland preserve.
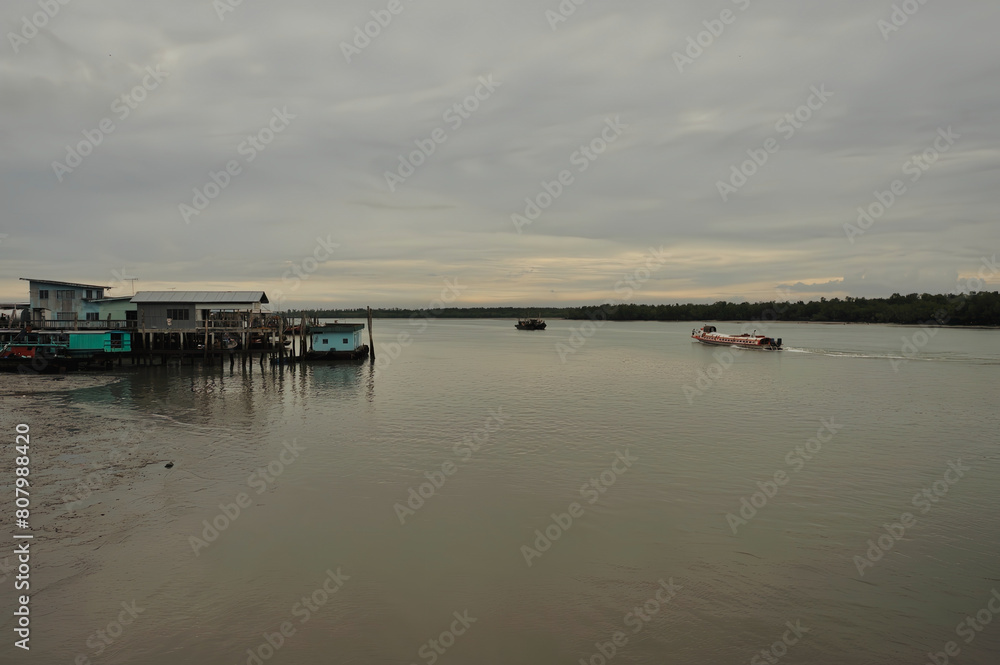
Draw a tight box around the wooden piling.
[300,313,306,360]
[368,307,375,362]
[277,316,284,363]
[367,306,375,360]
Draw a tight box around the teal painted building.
[94,296,138,325]
[67,331,131,354]
[310,323,365,352]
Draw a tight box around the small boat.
[0,329,131,372]
[515,318,546,330]
[691,325,781,350]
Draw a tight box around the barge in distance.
[691,325,781,350]
[515,318,546,330]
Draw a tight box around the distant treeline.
[287,307,569,320]
[286,292,1000,327]
[561,292,1000,326]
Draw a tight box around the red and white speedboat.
[691,325,782,350]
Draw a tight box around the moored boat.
[691,325,781,350]
[515,318,546,330]
[0,329,131,371]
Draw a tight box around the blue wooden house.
[307,323,368,359]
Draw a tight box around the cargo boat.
[0,329,131,371]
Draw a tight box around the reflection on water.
[2,321,998,665]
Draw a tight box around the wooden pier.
[0,315,325,372]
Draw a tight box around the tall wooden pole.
[279,316,285,362]
[367,306,375,360]
[300,313,306,359]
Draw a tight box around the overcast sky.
[1,0,997,308]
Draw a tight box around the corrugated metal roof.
[311,323,365,332]
[20,278,110,289]
[131,291,269,304]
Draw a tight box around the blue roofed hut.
[305,323,369,360]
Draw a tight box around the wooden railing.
[28,320,136,330]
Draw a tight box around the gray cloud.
[1,0,997,307]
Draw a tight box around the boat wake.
[784,347,908,360]
[782,347,983,363]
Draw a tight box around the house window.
[86,313,99,321]
[38,289,49,299]
[166,309,190,320]
[322,338,329,344]
[125,311,137,320]
[57,312,75,320]
[342,338,348,344]
[86,290,93,299]
[55,290,76,299]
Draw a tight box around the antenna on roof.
[111,268,139,295]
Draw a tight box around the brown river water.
[1,320,998,664]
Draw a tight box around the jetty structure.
[1,277,373,371]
